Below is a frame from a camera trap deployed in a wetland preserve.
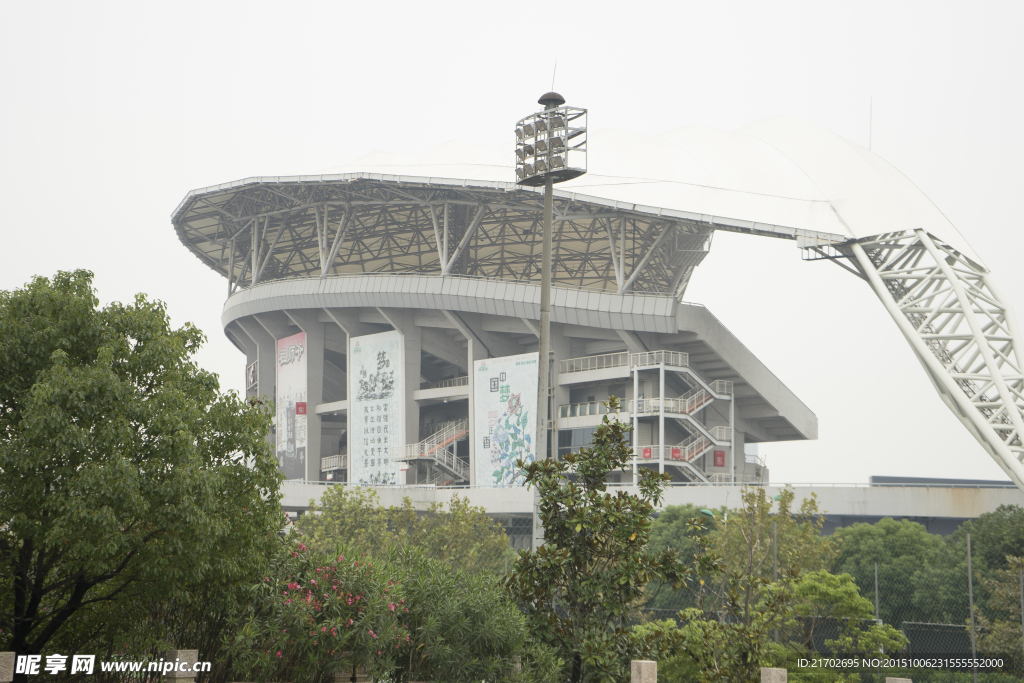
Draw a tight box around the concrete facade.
[224,273,817,494]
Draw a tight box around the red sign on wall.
[714,450,725,467]
[671,447,682,460]
[295,402,307,415]
[642,447,652,459]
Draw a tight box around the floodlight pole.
[537,175,553,465]
[516,91,586,551]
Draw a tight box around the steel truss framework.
[173,178,716,298]
[825,230,1024,489]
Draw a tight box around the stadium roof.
[173,116,983,299]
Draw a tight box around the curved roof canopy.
[173,116,982,299]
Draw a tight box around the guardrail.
[559,395,730,420]
[559,352,630,374]
[630,350,689,368]
[419,376,469,390]
[709,379,733,395]
[558,350,691,375]
[321,454,347,472]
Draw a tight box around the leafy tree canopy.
[0,270,282,662]
[505,399,686,683]
[295,487,513,574]
[951,504,1024,571]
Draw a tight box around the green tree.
[0,271,283,670]
[296,488,513,574]
[504,399,686,683]
[785,571,907,656]
[976,555,1024,667]
[833,518,965,625]
[232,539,550,683]
[673,498,795,683]
[952,505,1024,571]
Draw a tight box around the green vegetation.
[295,486,514,574]
[4,272,1024,682]
[505,397,686,683]
[0,271,283,669]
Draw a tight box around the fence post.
[760,667,786,682]
[161,650,199,683]
[1019,565,1023,665]
[773,521,779,643]
[874,561,880,622]
[630,659,656,683]
[0,652,13,683]
[967,533,978,683]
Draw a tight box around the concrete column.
[631,660,656,683]
[402,327,422,446]
[236,318,280,458]
[0,652,13,683]
[659,362,665,474]
[550,323,571,460]
[761,668,786,683]
[284,310,325,482]
[236,318,278,405]
[466,337,487,484]
[161,649,198,682]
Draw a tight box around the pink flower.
[389,603,395,611]
[298,543,306,551]
[276,652,282,658]
[322,627,327,632]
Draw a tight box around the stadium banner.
[276,332,307,480]
[474,352,539,486]
[349,330,405,485]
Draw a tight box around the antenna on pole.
[551,60,558,91]
[868,94,876,149]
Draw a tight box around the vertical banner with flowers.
[474,352,538,487]
[349,330,405,485]
[276,332,307,480]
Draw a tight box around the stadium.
[172,109,1024,543]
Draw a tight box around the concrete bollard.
[631,660,657,683]
[162,650,199,681]
[0,653,14,683]
[885,679,912,683]
[761,668,787,683]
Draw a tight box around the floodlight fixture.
[515,92,587,186]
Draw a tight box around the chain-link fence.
[634,517,1024,680]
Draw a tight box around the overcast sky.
[2,1,1021,484]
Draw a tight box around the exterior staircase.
[398,419,470,482]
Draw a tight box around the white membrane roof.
[321,116,982,267]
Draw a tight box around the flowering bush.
[229,539,407,682]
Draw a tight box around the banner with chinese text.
[474,352,538,486]
[349,330,405,485]
[276,332,307,480]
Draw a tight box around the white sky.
[2,1,1021,484]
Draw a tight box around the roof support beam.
[621,223,670,293]
[441,204,485,276]
[322,208,350,277]
[604,216,624,291]
[257,216,286,283]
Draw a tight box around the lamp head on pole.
[515,93,587,186]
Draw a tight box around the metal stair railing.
[402,419,469,480]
